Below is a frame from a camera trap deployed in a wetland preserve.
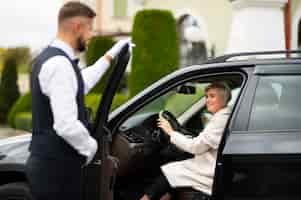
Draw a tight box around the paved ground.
[0,125,29,139]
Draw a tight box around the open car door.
[82,45,130,200]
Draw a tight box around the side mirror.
[176,85,196,94]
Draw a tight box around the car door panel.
[82,45,130,200]
[222,68,301,200]
[223,132,301,199]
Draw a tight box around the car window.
[120,74,244,130]
[135,82,205,118]
[248,75,301,131]
[119,82,205,129]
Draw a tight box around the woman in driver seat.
[140,82,232,200]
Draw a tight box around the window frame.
[113,71,246,134]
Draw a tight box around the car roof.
[204,50,301,64]
[176,57,301,75]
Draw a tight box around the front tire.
[0,182,33,200]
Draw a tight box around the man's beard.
[76,37,86,52]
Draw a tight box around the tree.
[129,9,179,96]
[85,36,115,93]
[0,55,20,123]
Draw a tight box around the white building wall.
[101,0,132,33]
[141,0,233,55]
[226,0,287,56]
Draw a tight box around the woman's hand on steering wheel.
[157,117,174,135]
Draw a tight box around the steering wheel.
[152,110,192,145]
[153,110,194,160]
[161,110,194,135]
[160,110,181,130]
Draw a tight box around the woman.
[140,82,232,200]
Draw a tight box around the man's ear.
[73,21,82,33]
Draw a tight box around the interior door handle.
[93,159,102,165]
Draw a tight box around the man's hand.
[105,38,134,62]
[85,137,98,165]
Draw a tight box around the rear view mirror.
[176,85,196,94]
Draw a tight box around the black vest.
[30,46,88,163]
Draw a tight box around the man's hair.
[58,1,96,24]
[205,81,232,104]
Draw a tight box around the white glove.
[106,38,134,59]
[85,137,98,165]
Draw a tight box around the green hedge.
[111,93,129,110]
[11,92,129,130]
[0,55,20,123]
[12,93,128,131]
[86,36,115,93]
[85,93,101,119]
[129,9,179,96]
[7,92,32,128]
[85,93,129,119]
[14,112,32,132]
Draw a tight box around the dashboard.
[111,113,162,177]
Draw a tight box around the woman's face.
[205,88,225,113]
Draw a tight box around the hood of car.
[0,134,31,164]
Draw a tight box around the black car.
[1,49,301,200]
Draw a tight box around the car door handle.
[93,159,102,165]
[232,172,247,183]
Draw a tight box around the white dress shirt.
[38,39,110,162]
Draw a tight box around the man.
[26,2,131,200]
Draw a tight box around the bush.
[14,112,32,132]
[86,36,115,93]
[8,92,128,129]
[0,48,4,72]
[112,93,129,111]
[5,47,31,73]
[129,9,179,96]
[85,93,101,119]
[85,93,129,119]
[7,92,32,128]
[0,55,20,123]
